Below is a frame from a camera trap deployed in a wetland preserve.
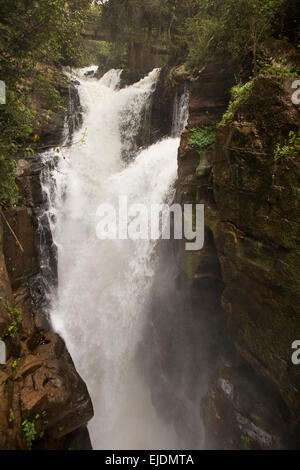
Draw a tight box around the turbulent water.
[40,67,189,449]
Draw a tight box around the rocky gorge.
[0,7,299,449]
[119,39,300,449]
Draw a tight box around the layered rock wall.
[176,66,300,449]
[0,81,93,450]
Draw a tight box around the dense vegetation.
[0,0,299,207]
[0,0,92,207]
[99,0,299,161]
[169,0,299,71]
[100,0,299,72]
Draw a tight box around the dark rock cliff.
[0,80,93,450]
[176,64,300,449]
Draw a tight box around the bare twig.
[0,209,24,253]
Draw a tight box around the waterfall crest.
[40,68,189,449]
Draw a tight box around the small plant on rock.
[0,297,22,339]
[22,420,37,450]
[188,125,216,154]
[274,131,300,162]
[221,80,254,124]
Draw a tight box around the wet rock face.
[150,67,178,144]
[150,66,189,145]
[212,76,300,436]
[137,240,230,449]
[0,331,93,450]
[188,61,234,128]
[0,222,13,339]
[30,76,82,151]
[67,84,83,139]
[202,363,293,450]
[127,43,168,75]
[119,70,147,88]
[2,208,38,290]
[0,79,93,450]
[177,69,300,447]
[176,62,235,284]
[0,217,93,450]
[29,68,68,150]
[0,204,94,450]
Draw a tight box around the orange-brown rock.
[0,331,93,450]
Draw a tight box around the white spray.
[41,68,189,449]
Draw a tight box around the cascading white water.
[172,84,189,137]
[41,68,189,449]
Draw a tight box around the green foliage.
[0,87,38,206]
[168,0,299,74]
[86,2,103,24]
[258,61,300,79]
[22,420,37,450]
[0,297,22,339]
[76,40,108,67]
[0,154,18,207]
[274,131,300,162]
[221,80,254,124]
[0,0,92,67]
[270,0,300,45]
[22,409,47,448]
[75,40,126,69]
[95,0,299,76]
[0,0,92,207]
[241,433,251,450]
[169,0,276,70]
[101,0,173,59]
[104,43,127,70]
[188,125,216,154]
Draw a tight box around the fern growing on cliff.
[188,125,216,154]
[274,131,300,161]
[221,80,254,124]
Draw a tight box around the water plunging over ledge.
[39,68,189,449]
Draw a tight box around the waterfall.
[40,68,189,449]
[172,84,189,137]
